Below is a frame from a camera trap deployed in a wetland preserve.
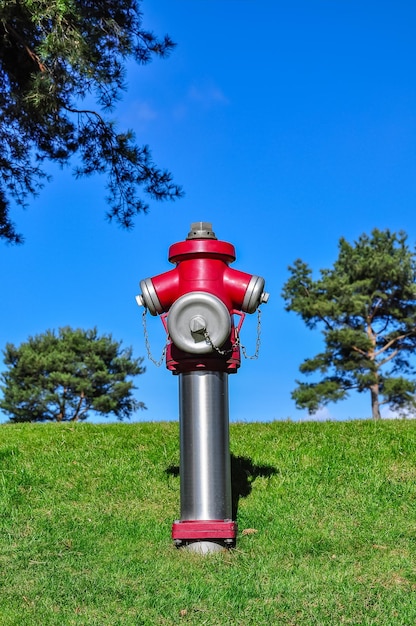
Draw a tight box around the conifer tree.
[282,229,416,419]
[0,327,145,422]
[0,0,182,243]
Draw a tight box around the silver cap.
[187,222,217,240]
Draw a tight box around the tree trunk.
[366,321,381,420]
[370,384,381,420]
[71,391,85,421]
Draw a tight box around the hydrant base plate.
[172,519,237,541]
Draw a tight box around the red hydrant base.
[172,520,237,541]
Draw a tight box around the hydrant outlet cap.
[187,222,217,240]
[138,278,163,316]
[167,292,231,354]
[242,275,266,314]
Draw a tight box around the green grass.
[0,420,415,625]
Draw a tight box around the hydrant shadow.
[230,455,278,519]
[165,454,278,520]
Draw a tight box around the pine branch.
[3,23,47,73]
[374,331,416,359]
[378,349,399,368]
[351,345,368,357]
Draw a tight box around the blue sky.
[1,0,416,423]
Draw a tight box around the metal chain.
[240,307,262,360]
[141,307,168,367]
[203,307,262,360]
[202,330,240,356]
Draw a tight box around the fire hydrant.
[136,222,269,553]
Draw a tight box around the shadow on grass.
[165,454,278,519]
[230,455,278,519]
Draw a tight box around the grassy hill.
[0,420,415,625]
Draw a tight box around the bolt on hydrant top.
[187,222,217,240]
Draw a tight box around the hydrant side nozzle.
[138,278,163,316]
[242,275,268,313]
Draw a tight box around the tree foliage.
[282,229,416,419]
[0,0,182,244]
[0,327,145,422]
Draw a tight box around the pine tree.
[0,0,182,244]
[0,327,145,422]
[282,229,416,419]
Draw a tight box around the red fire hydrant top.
[137,222,268,372]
